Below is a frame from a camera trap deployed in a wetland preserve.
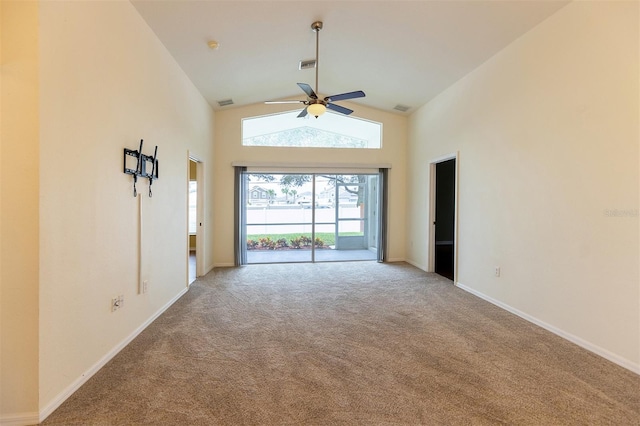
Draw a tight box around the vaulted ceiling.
[131,1,569,116]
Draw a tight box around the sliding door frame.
[234,166,390,265]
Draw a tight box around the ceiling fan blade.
[265,100,306,104]
[297,107,309,118]
[324,90,366,102]
[297,83,318,99]
[326,103,353,115]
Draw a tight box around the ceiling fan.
[265,21,366,118]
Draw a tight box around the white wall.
[407,1,639,371]
[213,102,407,266]
[33,0,215,419]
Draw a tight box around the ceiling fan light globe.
[307,103,326,117]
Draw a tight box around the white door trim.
[188,153,204,285]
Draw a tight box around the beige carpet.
[43,262,639,425]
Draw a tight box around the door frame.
[187,154,204,285]
[428,152,459,282]
[241,171,381,264]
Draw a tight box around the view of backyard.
[243,173,379,263]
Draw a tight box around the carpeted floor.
[43,262,639,425]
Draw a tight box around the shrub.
[300,235,312,247]
[247,235,329,250]
[258,237,276,250]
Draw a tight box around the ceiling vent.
[217,99,234,107]
[393,104,411,112]
[299,59,316,70]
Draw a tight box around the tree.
[278,174,366,206]
[266,189,276,203]
[247,174,275,183]
[249,173,366,206]
[280,174,311,188]
[290,189,298,202]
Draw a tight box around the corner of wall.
[0,0,40,420]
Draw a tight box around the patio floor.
[247,248,377,264]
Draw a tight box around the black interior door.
[434,159,455,280]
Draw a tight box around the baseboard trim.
[404,258,427,271]
[455,281,640,375]
[38,286,190,422]
[213,262,235,268]
[0,412,39,426]
[202,262,215,276]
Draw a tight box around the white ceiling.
[131,0,569,116]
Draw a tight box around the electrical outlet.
[111,295,124,312]
[495,267,501,277]
[143,280,148,293]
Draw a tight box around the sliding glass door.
[241,172,381,264]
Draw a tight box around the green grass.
[247,232,362,246]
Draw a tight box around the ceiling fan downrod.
[312,21,323,97]
[264,19,365,118]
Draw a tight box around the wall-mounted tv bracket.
[124,139,159,197]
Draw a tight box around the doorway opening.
[429,155,457,281]
[239,172,384,264]
[188,158,201,284]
